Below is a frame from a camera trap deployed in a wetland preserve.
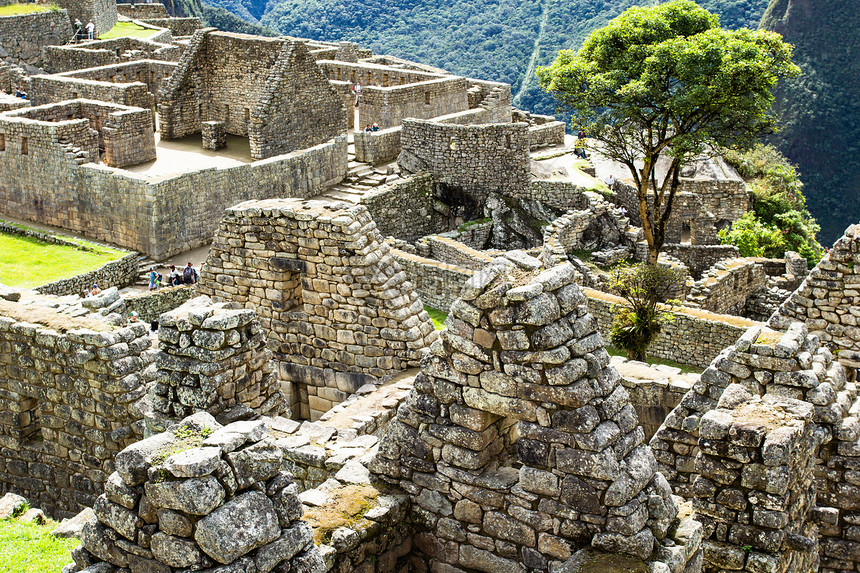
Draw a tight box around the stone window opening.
[425,92,431,105]
[681,221,692,244]
[0,133,5,152]
[244,107,250,124]
[20,137,28,155]
[225,104,230,122]
[383,73,389,87]
[505,134,511,148]
[72,92,79,99]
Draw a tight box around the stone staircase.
[133,255,159,287]
[315,142,401,204]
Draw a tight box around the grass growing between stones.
[0,231,126,288]
[606,346,700,375]
[0,3,58,16]
[424,306,447,330]
[302,484,379,545]
[0,518,78,573]
[99,21,158,39]
[149,425,215,466]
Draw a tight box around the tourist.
[182,262,198,284]
[371,123,380,132]
[128,311,140,324]
[86,21,95,41]
[364,124,372,132]
[168,264,181,287]
[603,173,616,189]
[351,82,362,107]
[574,146,587,159]
[90,283,102,296]
[577,129,586,141]
[73,19,83,43]
[148,267,160,290]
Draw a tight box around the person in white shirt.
[86,21,95,40]
[603,173,616,188]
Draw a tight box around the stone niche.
[370,259,702,573]
[197,198,438,421]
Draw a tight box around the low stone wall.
[42,37,181,74]
[124,284,198,323]
[116,2,168,18]
[661,243,740,279]
[685,257,766,315]
[415,234,493,271]
[528,120,565,149]
[358,173,449,243]
[353,126,401,164]
[35,252,139,296]
[391,248,473,312]
[619,374,690,441]
[138,17,202,37]
[0,315,155,518]
[512,179,605,212]
[0,10,72,71]
[584,287,759,368]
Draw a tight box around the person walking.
[182,262,199,284]
[85,20,95,41]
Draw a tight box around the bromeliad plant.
[608,263,686,361]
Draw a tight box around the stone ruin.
[148,296,289,433]
[370,260,702,572]
[73,412,325,573]
[770,223,860,371]
[197,198,438,421]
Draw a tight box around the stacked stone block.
[0,10,72,71]
[72,413,325,573]
[371,260,701,572]
[696,392,819,573]
[43,37,181,74]
[151,296,287,431]
[197,198,437,421]
[0,316,155,518]
[201,120,226,150]
[684,258,767,315]
[770,223,860,369]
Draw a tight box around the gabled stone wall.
[197,198,437,421]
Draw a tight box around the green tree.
[608,263,686,361]
[537,0,799,263]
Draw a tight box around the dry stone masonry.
[197,198,438,421]
[149,296,288,433]
[371,260,701,572]
[72,413,325,573]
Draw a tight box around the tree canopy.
[537,0,800,262]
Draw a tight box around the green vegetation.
[0,231,127,289]
[168,0,276,35]
[607,263,686,361]
[424,306,448,330]
[150,425,215,466]
[760,0,860,246]
[538,0,799,263]
[301,484,379,545]
[99,21,159,39]
[719,144,823,266]
[605,346,700,374]
[0,518,78,573]
[0,3,59,16]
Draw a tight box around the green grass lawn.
[0,3,58,16]
[0,230,127,288]
[99,20,158,39]
[0,519,78,573]
[424,306,448,330]
[605,346,700,374]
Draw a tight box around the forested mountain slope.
[194,0,769,116]
[761,0,860,244]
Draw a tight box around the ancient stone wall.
[613,182,720,245]
[371,261,701,571]
[159,30,347,159]
[138,16,201,37]
[124,285,198,323]
[55,0,118,36]
[399,119,530,207]
[512,180,604,212]
[662,244,742,279]
[317,59,447,88]
[0,315,155,518]
[357,173,450,243]
[0,123,347,258]
[60,59,177,96]
[528,121,565,149]
[353,126,401,164]
[149,297,288,432]
[42,37,181,73]
[619,373,689,441]
[361,77,470,129]
[73,414,325,573]
[770,224,860,363]
[391,249,474,312]
[0,10,72,71]
[685,258,767,315]
[116,2,168,18]
[680,178,750,230]
[196,199,437,421]
[415,234,494,271]
[30,74,155,114]
[584,288,758,368]
[34,252,138,296]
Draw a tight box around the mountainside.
[761,0,860,245]
[196,0,769,116]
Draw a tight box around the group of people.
[149,262,200,290]
[72,19,96,42]
[363,123,380,132]
[574,129,588,159]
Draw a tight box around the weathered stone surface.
[144,476,225,515]
[194,491,281,563]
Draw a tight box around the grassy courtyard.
[0,518,77,573]
[0,228,127,289]
[0,3,58,17]
[99,20,158,39]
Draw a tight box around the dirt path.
[513,0,550,106]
